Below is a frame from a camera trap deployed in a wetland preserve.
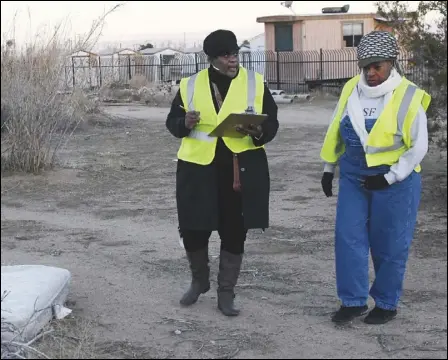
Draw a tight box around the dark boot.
[331,305,369,324]
[180,247,210,306]
[364,307,397,325]
[217,250,243,317]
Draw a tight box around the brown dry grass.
[0,4,122,174]
[1,314,99,359]
[32,317,98,359]
[1,4,123,359]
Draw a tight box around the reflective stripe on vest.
[365,84,418,155]
[185,69,257,139]
[320,75,431,169]
[188,129,215,142]
[186,73,198,111]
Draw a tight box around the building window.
[275,24,293,52]
[343,22,363,47]
[161,54,175,65]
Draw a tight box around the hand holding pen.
[180,105,200,130]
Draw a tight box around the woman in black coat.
[166,29,279,317]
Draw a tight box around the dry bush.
[1,48,86,174]
[1,4,122,174]
[376,1,447,149]
[71,89,100,115]
[138,83,176,106]
[428,113,448,149]
[98,80,176,106]
[129,74,149,89]
[426,85,447,149]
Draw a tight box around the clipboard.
[208,113,268,138]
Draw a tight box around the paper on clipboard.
[208,113,268,138]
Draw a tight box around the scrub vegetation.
[376,1,447,149]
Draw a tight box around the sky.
[0,1,426,50]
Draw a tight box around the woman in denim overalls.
[321,31,429,325]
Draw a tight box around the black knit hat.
[203,29,240,58]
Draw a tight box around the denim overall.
[335,114,421,310]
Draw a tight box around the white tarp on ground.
[1,265,72,342]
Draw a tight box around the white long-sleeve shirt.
[324,93,429,184]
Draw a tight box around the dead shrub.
[0,5,122,174]
[129,74,149,89]
[98,81,176,106]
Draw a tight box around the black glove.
[363,175,390,190]
[321,172,334,197]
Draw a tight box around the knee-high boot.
[217,249,243,316]
[180,247,210,306]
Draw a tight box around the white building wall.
[249,34,265,51]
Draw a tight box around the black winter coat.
[166,67,279,231]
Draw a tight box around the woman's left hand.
[362,175,390,190]
[236,124,263,138]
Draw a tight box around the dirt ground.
[1,100,447,359]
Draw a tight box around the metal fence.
[66,49,429,94]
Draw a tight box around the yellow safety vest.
[177,67,265,165]
[320,75,431,172]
